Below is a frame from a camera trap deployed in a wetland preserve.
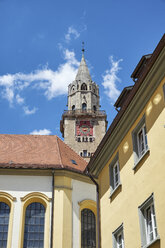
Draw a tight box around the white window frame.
[137,124,148,158]
[138,194,159,247]
[109,153,121,195]
[113,161,120,189]
[112,224,124,248]
[144,203,158,244]
[132,115,149,168]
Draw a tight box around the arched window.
[72,105,75,110]
[0,202,10,248]
[81,208,96,248]
[81,83,87,90]
[93,105,96,111]
[82,103,87,110]
[23,202,45,248]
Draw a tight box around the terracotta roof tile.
[0,134,87,173]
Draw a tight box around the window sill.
[109,183,122,199]
[142,235,160,248]
[133,148,150,170]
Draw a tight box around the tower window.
[83,150,87,157]
[72,105,75,110]
[81,83,87,90]
[82,103,87,110]
[90,137,93,142]
[93,105,97,111]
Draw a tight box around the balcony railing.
[62,109,106,116]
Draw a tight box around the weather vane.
[82,41,85,54]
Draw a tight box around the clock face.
[76,121,93,136]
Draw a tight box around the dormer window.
[81,83,87,90]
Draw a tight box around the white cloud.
[0,49,79,111]
[16,94,24,105]
[30,129,52,135]
[65,26,80,42]
[102,56,123,103]
[23,106,38,115]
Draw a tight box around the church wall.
[72,179,96,248]
[0,174,52,248]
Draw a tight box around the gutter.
[50,170,55,248]
[86,170,101,248]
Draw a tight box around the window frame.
[109,153,121,195]
[0,192,16,248]
[132,115,149,168]
[112,223,125,248]
[78,200,97,248]
[19,192,51,248]
[138,193,159,247]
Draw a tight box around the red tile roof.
[0,134,87,173]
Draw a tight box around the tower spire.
[75,42,92,82]
[82,41,85,55]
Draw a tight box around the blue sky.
[0,0,164,137]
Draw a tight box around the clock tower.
[60,49,107,161]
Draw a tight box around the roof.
[75,54,92,82]
[131,54,152,80]
[0,134,87,173]
[87,33,165,173]
[114,86,133,109]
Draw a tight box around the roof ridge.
[55,136,64,168]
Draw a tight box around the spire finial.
[82,41,85,55]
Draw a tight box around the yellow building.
[87,34,165,248]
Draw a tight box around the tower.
[60,49,107,161]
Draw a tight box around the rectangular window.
[132,115,149,167]
[113,161,120,189]
[137,124,148,157]
[109,153,121,195]
[112,224,124,248]
[138,194,159,247]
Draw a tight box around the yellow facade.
[87,36,165,248]
[99,78,165,247]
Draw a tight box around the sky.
[0,0,164,138]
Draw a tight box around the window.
[0,192,16,248]
[82,103,87,110]
[23,202,45,248]
[81,209,96,248]
[93,105,96,111]
[112,224,124,248]
[109,154,121,194]
[20,192,51,248]
[81,83,87,90]
[138,194,159,247]
[72,105,75,110]
[0,202,10,248]
[132,115,149,167]
[137,125,148,158]
[113,161,120,189]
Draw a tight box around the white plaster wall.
[0,174,52,248]
[72,179,96,248]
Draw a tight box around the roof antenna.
[82,41,85,55]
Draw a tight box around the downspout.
[50,170,55,248]
[86,170,101,248]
